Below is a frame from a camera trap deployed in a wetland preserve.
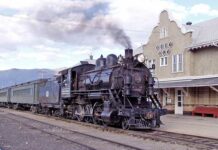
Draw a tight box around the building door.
[175,89,184,114]
[163,93,167,107]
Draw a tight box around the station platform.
[158,114,218,139]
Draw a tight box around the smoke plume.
[106,23,132,49]
[30,0,132,48]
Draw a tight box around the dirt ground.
[0,112,90,150]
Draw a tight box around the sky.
[0,0,218,70]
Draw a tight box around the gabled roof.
[185,17,218,50]
[134,10,218,53]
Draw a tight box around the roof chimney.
[186,21,192,25]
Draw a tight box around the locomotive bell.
[106,54,118,67]
[125,48,133,59]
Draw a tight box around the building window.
[163,93,167,106]
[146,59,155,68]
[160,56,167,66]
[178,54,183,71]
[160,27,168,39]
[173,55,177,72]
[149,60,152,68]
[146,59,155,74]
[172,54,183,73]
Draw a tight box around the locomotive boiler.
[60,49,166,129]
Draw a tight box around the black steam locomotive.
[59,48,166,129]
[0,49,166,129]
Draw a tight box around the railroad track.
[37,112,218,150]
[132,130,218,150]
[3,108,218,150]
[31,115,218,150]
[5,113,143,150]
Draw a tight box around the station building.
[138,10,218,115]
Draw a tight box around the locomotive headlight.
[137,54,145,63]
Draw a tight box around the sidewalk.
[158,114,218,139]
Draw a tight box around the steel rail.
[3,108,218,150]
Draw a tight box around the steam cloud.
[30,0,132,48]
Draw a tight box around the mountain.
[0,69,55,88]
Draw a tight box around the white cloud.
[108,0,187,46]
[190,3,218,16]
[0,0,40,10]
[0,0,216,70]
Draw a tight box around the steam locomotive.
[58,48,166,129]
[0,49,166,129]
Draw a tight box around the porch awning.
[155,77,218,88]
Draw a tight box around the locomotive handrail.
[109,90,120,110]
[72,89,109,93]
[125,97,133,109]
[153,94,163,109]
[149,95,158,109]
[91,72,101,84]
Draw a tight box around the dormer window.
[160,27,168,39]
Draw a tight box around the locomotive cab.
[59,63,95,99]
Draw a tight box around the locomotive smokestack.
[125,48,133,59]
